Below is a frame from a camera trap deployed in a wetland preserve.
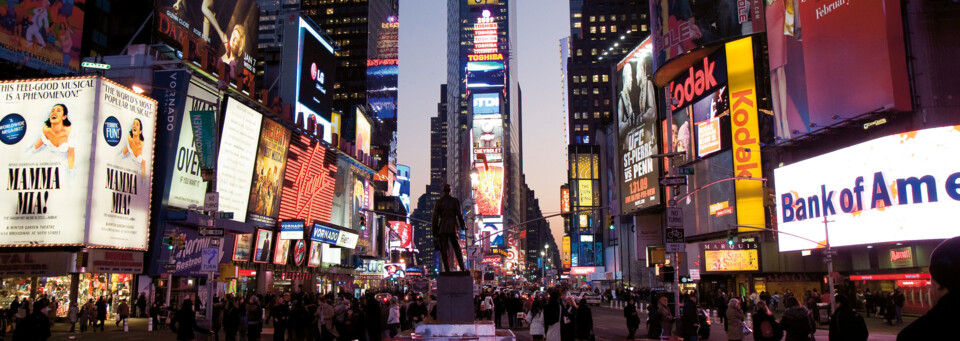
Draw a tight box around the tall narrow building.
[412,85,450,274]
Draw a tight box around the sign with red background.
[278,136,338,225]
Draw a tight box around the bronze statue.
[432,184,466,272]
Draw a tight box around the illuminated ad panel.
[466,61,505,90]
[0,0,85,70]
[366,0,399,120]
[295,17,336,143]
[277,135,338,225]
[650,0,763,69]
[0,77,157,249]
[562,236,572,269]
[616,38,661,213]
[725,37,764,233]
[217,98,263,222]
[472,118,503,162]
[474,163,504,217]
[775,125,960,252]
[388,221,413,249]
[247,119,291,227]
[355,108,371,157]
[700,241,760,272]
[156,0,260,91]
[480,217,503,247]
[160,79,219,210]
[473,9,499,54]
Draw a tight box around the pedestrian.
[863,289,874,317]
[680,295,700,341]
[753,300,782,341]
[544,289,562,340]
[316,294,338,341]
[15,302,51,341]
[137,293,147,318]
[149,301,161,330]
[574,298,593,341]
[386,298,400,338]
[67,301,79,333]
[560,295,577,341]
[95,296,107,331]
[212,297,224,341]
[725,298,746,341]
[898,236,960,340]
[494,293,505,328]
[716,291,728,327]
[408,296,427,330]
[223,295,241,341]
[481,295,494,322]
[780,296,815,341]
[170,299,213,341]
[364,293,383,341]
[623,297,640,340]
[893,289,905,324]
[883,292,896,325]
[246,295,264,341]
[79,300,91,333]
[290,299,308,341]
[658,295,675,340]
[270,296,289,341]
[115,299,130,327]
[525,300,544,340]
[828,295,868,341]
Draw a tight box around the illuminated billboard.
[560,187,571,214]
[701,241,760,272]
[388,221,413,249]
[156,0,260,91]
[725,37,764,233]
[366,0,399,120]
[217,98,262,222]
[472,93,500,116]
[765,0,910,140]
[283,17,336,143]
[0,77,157,250]
[277,135,338,225]
[0,0,85,70]
[650,0,764,68]
[232,234,253,261]
[273,238,290,265]
[775,125,960,252]
[562,236,572,269]
[355,108,371,157]
[616,38,661,213]
[474,163,504,217]
[480,217,503,247]
[155,77,219,209]
[253,229,273,263]
[472,117,503,162]
[466,61,505,89]
[247,119,291,227]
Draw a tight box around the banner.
[725,37,764,233]
[189,111,217,169]
[617,38,661,213]
[366,0,399,120]
[388,221,412,249]
[252,229,273,263]
[232,233,252,261]
[278,136,338,224]
[164,81,218,209]
[650,0,764,68]
[700,241,760,272]
[86,249,144,274]
[217,98,262,221]
[562,236,571,269]
[0,0,86,70]
[247,119,291,227]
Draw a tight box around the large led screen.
[765,0,909,140]
[297,17,336,123]
[0,78,156,249]
[217,98,262,221]
[474,163,504,217]
[775,125,960,251]
[355,109,371,157]
[472,117,503,162]
[366,0,399,120]
[247,119,291,227]
[616,39,661,213]
[650,0,764,68]
[0,0,85,70]
[466,61,505,89]
[156,0,260,90]
[479,217,503,247]
[278,135,338,225]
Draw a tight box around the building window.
[574,124,581,131]
[592,75,599,82]
[580,76,587,83]
[593,88,599,95]
[611,25,617,33]
[589,16,596,22]
[574,112,580,119]
[632,24,638,32]
[604,111,611,119]
[591,48,596,55]
[603,99,610,105]
[576,49,582,56]
[601,26,606,34]
[590,26,596,34]
[642,24,648,32]
[602,75,609,82]
[599,15,605,22]
[573,89,580,96]
[572,76,579,84]
[326,8,334,15]
[594,112,600,119]
[583,124,590,131]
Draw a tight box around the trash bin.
[817,303,831,325]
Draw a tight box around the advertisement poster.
[650,0,764,68]
[247,119,290,227]
[278,136,338,224]
[766,0,909,140]
[701,241,760,272]
[164,81,218,209]
[355,109,371,157]
[233,233,252,261]
[388,221,412,249]
[675,150,738,235]
[151,227,235,276]
[0,0,85,70]
[273,237,290,265]
[308,241,322,267]
[297,18,336,122]
[560,187,570,214]
[775,125,960,251]
[474,163,504,216]
[366,0,398,120]
[217,98,262,221]
[472,117,503,162]
[616,39,661,214]
[696,117,721,157]
[156,0,260,89]
[253,229,273,263]
[466,61,506,89]
[562,236,571,269]
[725,37,764,233]
[479,217,503,247]
[87,81,158,249]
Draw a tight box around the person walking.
[136,293,147,318]
[828,295,868,341]
[385,298,400,338]
[725,298,746,341]
[716,292,728,327]
[544,290,562,341]
[67,301,79,333]
[883,292,896,325]
[95,297,107,332]
[623,297,641,339]
[893,289,905,324]
[780,296,815,341]
[115,299,130,327]
[525,300,545,340]
[170,299,212,341]
[574,298,593,341]
[246,296,264,341]
[212,297,224,341]
[79,300,91,333]
[680,295,700,341]
[753,301,782,341]
[898,236,960,340]
[364,294,382,341]
[270,297,289,341]
[657,296,674,340]
[494,293,505,328]
[223,295,242,341]
[560,295,577,341]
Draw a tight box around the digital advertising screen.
[156,0,260,90]
[252,229,273,263]
[650,0,764,68]
[366,0,399,120]
[0,78,156,249]
[247,119,291,227]
[775,125,960,252]
[466,61,505,89]
[0,0,86,70]
[472,93,500,116]
[355,109,371,157]
[472,117,503,162]
[217,98,262,221]
[278,135,338,225]
[674,150,738,236]
[701,241,760,272]
[308,241,322,267]
[297,17,336,124]
[388,221,412,249]
[159,80,219,209]
[273,237,290,265]
[232,233,253,261]
[474,163,504,217]
[616,39,661,213]
[765,0,910,141]
[480,217,503,247]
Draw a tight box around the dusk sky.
[397,0,570,247]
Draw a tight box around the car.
[577,292,602,306]
[375,293,393,304]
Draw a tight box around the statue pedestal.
[414,321,515,341]
[436,271,474,323]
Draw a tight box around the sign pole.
[824,218,835,316]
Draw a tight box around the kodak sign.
[668,48,727,111]
[725,37,764,232]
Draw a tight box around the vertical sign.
[189,111,217,169]
[726,37,764,233]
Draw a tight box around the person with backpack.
[828,295,868,341]
[623,297,640,340]
[753,301,782,341]
[780,296,815,341]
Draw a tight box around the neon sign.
[278,136,337,224]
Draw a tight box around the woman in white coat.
[525,300,545,339]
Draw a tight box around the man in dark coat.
[680,295,700,341]
[898,236,960,340]
[431,184,466,272]
[623,297,640,339]
[364,293,383,341]
[829,295,868,341]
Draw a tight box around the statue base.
[437,271,474,323]
[414,321,515,341]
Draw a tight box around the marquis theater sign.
[776,125,960,252]
[700,241,760,272]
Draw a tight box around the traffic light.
[608,215,615,230]
[727,229,736,246]
[661,266,675,282]
[359,215,366,231]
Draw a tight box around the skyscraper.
[412,85,450,273]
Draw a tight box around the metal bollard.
[124,318,129,332]
[148,317,153,331]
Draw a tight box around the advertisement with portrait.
[355,108,371,157]
[308,241,322,267]
[562,236,571,270]
[765,0,910,141]
[217,98,262,222]
[273,237,290,265]
[278,135,338,225]
[247,118,290,227]
[366,0,398,120]
[155,0,260,91]
[700,241,760,272]
[616,38,660,214]
[0,78,154,249]
[580,235,596,267]
[232,233,253,261]
[673,150,738,236]
[650,0,764,68]
[162,80,219,209]
[775,125,960,252]
[0,0,85,70]
[473,163,504,217]
[150,227,236,276]
[388,221,412,249]
[252,229,273,263]
[87,81,158,249]
[466,61,506,90]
